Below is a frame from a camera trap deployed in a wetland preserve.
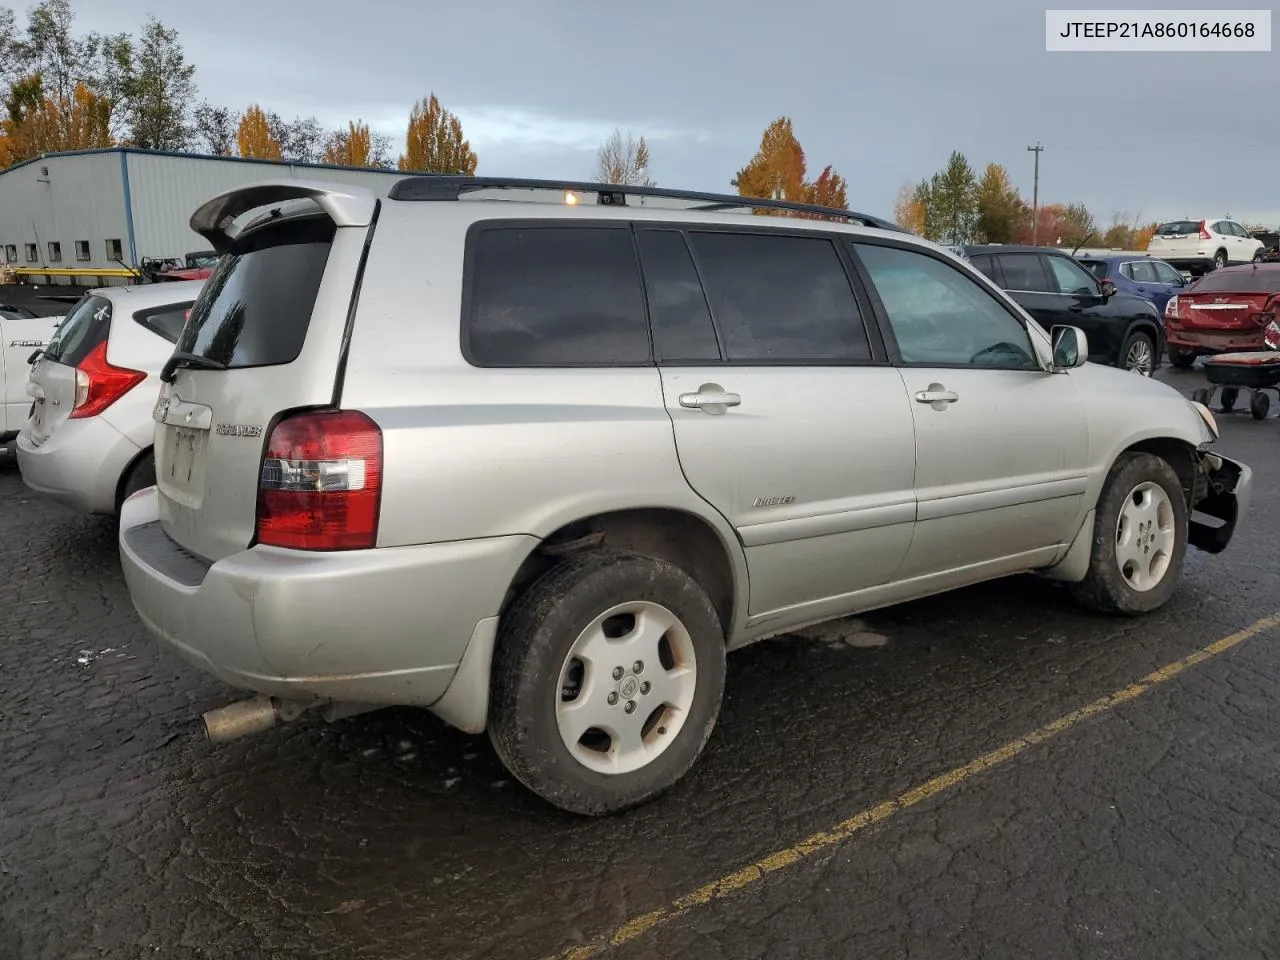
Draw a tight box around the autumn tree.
[732,116,849,218]
[321,120,391,167]
[893,181,927,234]
[1059,201,1097,248]
[237,104,280,159]
[806,164,848,211]
[192,101,236,155]
[594,128,653,185]
[398,93,477,174]
[974,163,1025,243]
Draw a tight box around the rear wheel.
[1214,249,1228,270]
[1120,331,1156,376]
[1251,391,1271,420]
[489,552,727,816]
[1071,453,1188,616]
[116,450,155,513]
[1166,347,1196,369]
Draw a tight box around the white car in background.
[17,281,204,515]
[1,302,64,455]
[1146,218,1264,276]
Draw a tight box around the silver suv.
[119,177,1252,816]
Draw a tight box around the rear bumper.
[117,487,535,710]
[1165,329,1267,354]
[1189,453,1253,555]
[16,416,141,515]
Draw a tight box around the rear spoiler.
[190,180,380,254]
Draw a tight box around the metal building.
[0,147,407,284]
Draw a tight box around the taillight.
[255,409,383,551]
[1249,311,1274,327]
[69,341,146,419]
[1165,295,1179,319]
[1265,320,1280,350]
[1198,221,1211,240]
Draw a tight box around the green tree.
[975,163,1025,243]
[119,16,195,149]
[192,100,237,155]
[398,93,477,174]
[1059,201,1097,248]
[928,151,979,245]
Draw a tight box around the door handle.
[914,384,959,410]
[678,383,741,414]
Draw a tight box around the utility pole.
[1027,142,1044,245]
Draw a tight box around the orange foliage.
[322,120,373,167]
[0,75,112,167]
[398,94,477,174]
[237,105,281,160]
[733,117,849,218]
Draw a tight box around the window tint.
[46,295,111,366]
[177,216,333,370]
[996,254,1053,292]
[467,226,649,366]
[1127,260,1158,283]
[856,243,1038,370]
[1046,256,1098,295]
[1156,221,1200,237]
[686,231,869,362]
[968,254,997,280]
[1191,269,1280,294]
[636,231,721,362]
[1082,260,1110,280]
[1210,221,1229,236]
[134,303,193,344]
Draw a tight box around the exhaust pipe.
[202,696,311,743]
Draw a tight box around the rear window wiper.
[160,352,228,383]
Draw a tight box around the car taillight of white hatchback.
[71,342,146,419]
[255,409,384,550]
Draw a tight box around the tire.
[1120,331,1156,376]
[1071,453,1189,616]
[1213,249,1228,270]
[1220,387,1239,412]
[489,551,727,816]
[117,450,155,511]
[1251,391,1270,420]
[1191,387,1210,405]
[1167,347,1196,369]
[1253,249,1265,263]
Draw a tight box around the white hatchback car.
[1146,218,1265,276]
[17,280,204,515]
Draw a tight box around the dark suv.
[962,245,1165,375]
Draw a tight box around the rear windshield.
[44,294,111,366]
[175,216,334,369]
[1190,269,1280,294]
[1079,260,1109,279]
[1155,221,1200,236]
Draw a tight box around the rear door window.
[967,254,998,281]
[44,294,111,365]
[465,224,650,366]
[1046,256,1099,296]
[995,254,1053,292]
[686,231,871,362]
[176,216,334,369]
[635,230,722,363]
[1127,261,1158,283]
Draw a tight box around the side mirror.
[1051,325,1089,370]
[1099,278,1117,299]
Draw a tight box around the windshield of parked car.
[1156,221,1200,236]
[1190,270,1280,294]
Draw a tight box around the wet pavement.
[3,366,1279,960]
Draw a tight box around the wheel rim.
[555,600,697,775]
[1115,481,1177,592]
[1125,338,1154,375]
[1215,253,1227,268]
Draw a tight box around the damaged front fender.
[1188,451,1253,555]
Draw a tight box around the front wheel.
[1071,453,1188,616]
[1251,391,1271,420]
[1167,347,1196,369]
[1120,331,1156,376]
[489,552,727,816]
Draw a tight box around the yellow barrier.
[13,266,140,279]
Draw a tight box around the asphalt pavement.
[2,365,1279,960]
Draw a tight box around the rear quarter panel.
[338,203,750,609]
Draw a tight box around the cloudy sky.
[76,0,1278,224]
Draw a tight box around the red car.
[1164,263,1280,367]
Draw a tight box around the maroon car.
[1164,263,1280,367]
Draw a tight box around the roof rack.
[386,176,904,232]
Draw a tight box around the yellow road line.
[552,611,1280,960]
